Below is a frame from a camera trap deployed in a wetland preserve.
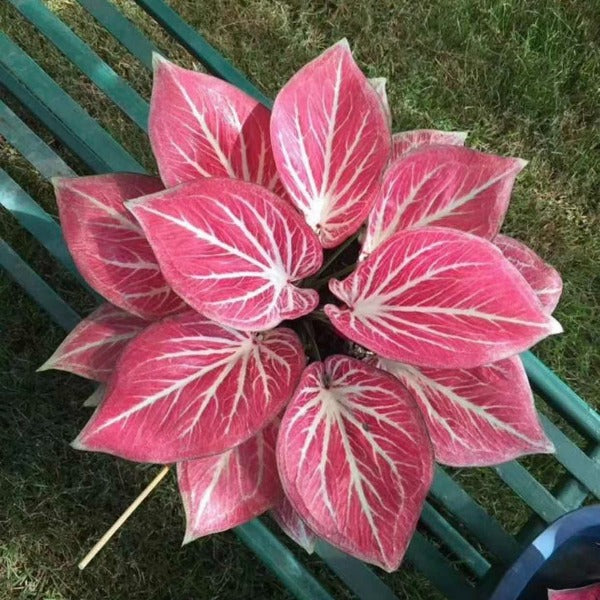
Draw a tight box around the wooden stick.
[78,465,170,570]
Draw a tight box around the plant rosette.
[40,39,564,572]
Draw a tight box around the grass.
[1,0,599,598]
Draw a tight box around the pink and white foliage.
[53,174,185,320]
[271,496,317,554]
[368,77,391,126]
[362,145,526,258]
[73,311,305,463]
[38,303,147,382]
[150,55,282,194]
[271,39,391,248]
[326,227,561,368]
[548,584,600,600]
[392,129,467,159]
[277,356,434,571]
[495,234,563,313]
[375,355,554,466]
[178,421,281,543]
[127,178,322,332]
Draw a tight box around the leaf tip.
[70,434,88,452]
[334,37,351,52]
[548,316,564,335]
[151,51,169,71]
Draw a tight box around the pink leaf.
[127,178,322,332]
[178,421,281,542]
[149,56,282,193]
[549,584,600,600]
[271,495,317,554]
[271,39,391,248]
[375,355,554,466]
[392,129,467,159]
[54,174,185,320]
[326,227,562,369]
[368,77,391,126]
[277,356,433,571]
[72,311,305,463]
[38,303,147,382]
[361,145,526,258]
[495,234,562,313]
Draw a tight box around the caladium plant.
[42,39,564,572]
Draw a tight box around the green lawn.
[1,1,599,598]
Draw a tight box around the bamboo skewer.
[78,465,170,570]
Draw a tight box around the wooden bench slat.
[8,0,149,130]
[522,351,600,442]
[235,521,336,600]
[0,238,80,331]
[0,100,75,179]
[0,34,144,174]
[0,63,109,172]
[314,541,400,600]
[493,462,568,524]
[0,169,79,277]
[430,468,520,565]
[76,0,158,71]
[133,0,272,107]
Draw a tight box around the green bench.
[2,1,599,598]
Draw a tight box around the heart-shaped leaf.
[362,145,525,258]
[495,234,562,313]
[326,227,562,368]
[38,303,147,381]
[54,174,185,320]
[271,39,391,248]
[127,178,322,331]
[150,56,281,193]
[548,584,600,600]
[277,355,433,571]
[392,129,467,159]
[271,495,317,554]
[178,421,281,542]
[73,311,305,463]
[375,355,554,466]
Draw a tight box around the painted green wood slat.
[541,415,600,497]
[235,521,335,600]
[133,0,272,107]
[76,0,158,70]
[0,64,110,172]
[430,467,520,564]
[0,34,144,174]
[8,0,149,130]
[406,532,478,600]
[522,352,600,442]
[492,462,568,523]
[314,541,400,600]
[0,239,80,331]
[0,100,75,179]
[0,169,79,276]
[420,503,491,578]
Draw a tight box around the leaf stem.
[78,465,170,570]
[303,320,321,361]
[312,263,356,289]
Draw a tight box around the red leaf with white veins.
[326,228,562,369]
[375,355,554,466]
[271,495,317,554]
[549,584,600,600]
[277,356,433,571]
[368,77,391,126]
[392,129,467,159]
[73,311,305,463]
[361,145,525,258]
[150,56,282,193]
[54,174,185,320]
[271,39,391,248]
[495,234,562,313]
[178,421,281,542]
[127,178,322,332]
[38,303,147,382]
